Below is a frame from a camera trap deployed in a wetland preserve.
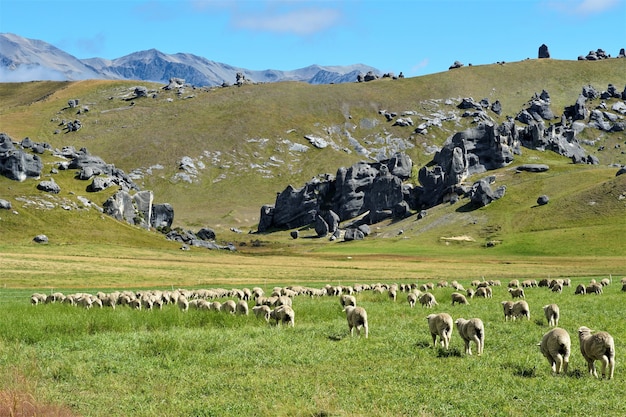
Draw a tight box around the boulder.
[469,177,506,207]
[290,230,299,239]
[538,44,550,59]
[132,190,154,228]
[151,203,174,229]
[0,199,11,210]
[103,191,136,224]
[449,61,464,69]
[516,164,549,173]
[315,215,329,237]
[33,234,48,244]
[616,167,626,176]
[258,205,275,233]
[537,195,549,205]
[0,134,43,181]
[37,179,60,194]
[197,228,216,240]
[344,228,365,241]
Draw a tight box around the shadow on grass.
[502,362,537,378]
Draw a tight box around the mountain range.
[0,33,380,86]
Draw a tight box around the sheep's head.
[578,326,593,339]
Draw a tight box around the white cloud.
[233,7,342,36]
[546,0,622,16]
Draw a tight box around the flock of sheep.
[30,276,623,379]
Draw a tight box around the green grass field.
[1,272,624,417]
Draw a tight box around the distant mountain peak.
[0,33,381,86]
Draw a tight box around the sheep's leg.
[554,355,563,374]
[607,359,615,379]
[600,356,609,379]
[587,360,597,378]
[431,334,437,348]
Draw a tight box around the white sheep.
[407,293,418,308]
[451,292,469,306]
[511,300,530,321]
[221,300,237,314]
[501,301,514,321]
[235,300,249,315]
[538,327,571,374]
[475,286,492,298]
[252,305,271,322]
[600,278,610,286]
[455,317,484,355]
[419,292,438,308]
[586,283,603,295]
[578,326,615,379]
[270,305,295,327]
[574,284,586,295]
[30,293,47,305]
[426,313,453,349]
[543,304,560,326]
[508,287,525,299]
[343,305,368,338]
[177,295,189,312]
[340,294,357,308]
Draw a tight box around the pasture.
[1,246,624,416]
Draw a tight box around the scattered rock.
[33,234,48,244]
[537,195,549,206]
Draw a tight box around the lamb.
[539,328,571,374]
[455,317,484,355]
[578,326,615,379]
[343,305,369,338]
[543,304,560,326]
[511,300,530,321]
[508,287,525,299]
[451,292,469,305]
[427,313,453,349]
[270,305,295,327]
[419,292,438,308]
[252,305,271,322]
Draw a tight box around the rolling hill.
[1,57,625,256]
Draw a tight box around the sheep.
[586,283,603,295]
[511,300,530,321]
[622,283,626,292]
[270,305,295,327]
[221,300,237,314]
[543,304,560,327]
[30,293,47,305]
[419,292,438,308]
[210,301,222,311]
[551,282,563,294]
[475,286,492,298]
[538,279,550,288]
[577,326,615,379]
[407,292,418,308]
[388,286,397,301]
[252,305,271,322]
[466,288,475,299]
[235,300,249,315]
[508,287,525,299]
[538,328,571,374]
[508,279,520,288]
[455,317,484,355]
[600,278,610,286]
[340,294,357,308]
[574,284,586,295]
[177,295,189,312]
[501,301,514,321]
[426,313,453,349]
[451,292,469,305]
[343,305,368,338]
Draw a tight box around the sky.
[1,0,625,77]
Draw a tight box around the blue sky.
[1,0,625,77]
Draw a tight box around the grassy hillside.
[1,58,625,256]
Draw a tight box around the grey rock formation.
[33,234,48,243]
[516,164,549,172]
[37,179,60,194]
[315,215,329,237]
[0,133,43,181]
[469,177,506,207]
[197,228,216,240]
[449,61,464,69]
[538,44,550,59]
[0,199,11,210]
[151,203,174,229]
[344,228,365,241]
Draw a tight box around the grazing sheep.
[466,288,475,299]
[343,305,369,338]
[475,287,492,298]
[511,300,531,321]
[30,293,47,305]
[388,287,397,301]
[455,317,484,355]
[235,300,249,315]
[600,278,610,286]
[252,305,271,322]
[210,301,222,311]
[451,292,469,305]
[270,305,295,327]
[574,284,586,295]
[427,313,453,349]
[508,287,526,299]
[508,279,520,288]
[578,326,615,379]
[407,293,418,308]
[340,294,357,308]
[543,304,560,326]
[419,292,438,308]
[539,328,571,374]
[622,283,626,292]
[177,295,189,312]
[551,282,563,294]
[586,283,603,295]
[501,301,514,321]
[538,279,550,288]
[221,300,237,314]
